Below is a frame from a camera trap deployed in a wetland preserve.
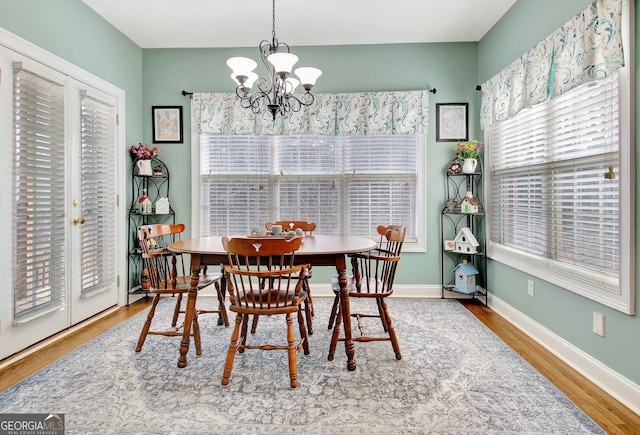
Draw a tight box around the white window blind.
[488,71,628,308]
[80,91,117,296]
[13,64,67,320]
[199,134,418,240]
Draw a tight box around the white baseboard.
[488,293,640,416]
[309,283,444,299]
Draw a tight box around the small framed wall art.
[436,103,468,142]
[152,106,183,143]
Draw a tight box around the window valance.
[192,89,429,135]
[480,0,624,129]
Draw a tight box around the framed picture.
[436,103,468,142]
[152,106,183,143]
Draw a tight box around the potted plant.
[130,142,160,176]
[456,139,483,174]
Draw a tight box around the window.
[486,69,634,314]
[196,134,425,248]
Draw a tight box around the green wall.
[141,43,480,285]
[479,0,640,385]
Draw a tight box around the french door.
[0,44,122,359]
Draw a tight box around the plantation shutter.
[13,63,67,320]
[489,73,619,288]
[275,135,343,234]
[79,91,117,295]
[199,135,273,236]
[343,136,417,237]
[199,134,418,239]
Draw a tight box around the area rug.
[0,297,603,434]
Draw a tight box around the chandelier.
[226,0,322,120]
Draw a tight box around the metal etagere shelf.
[440,158,488,306]
[126,158,175,304]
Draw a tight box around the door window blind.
[199,134,418,240]
[489,72,620,291]
[80,91,117,296]
[13,64,67,320]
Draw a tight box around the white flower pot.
[136,159,152,176]
[462,158,477,174]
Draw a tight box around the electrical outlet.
[593,312,605,336]
[527,279,534,297]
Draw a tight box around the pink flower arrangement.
[130,142,160,160]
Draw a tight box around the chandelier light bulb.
[226,57,257,76]
[294,67,322,91]
[267,52,299,75]
[285,77,300,94]
[230,71,259,90]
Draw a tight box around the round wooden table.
[170,234,376,371]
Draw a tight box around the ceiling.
[82,0,517,49]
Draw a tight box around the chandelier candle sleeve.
[226,0,322,120]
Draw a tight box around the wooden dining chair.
[135,223,227,355]
[263,220,316,333]
[327,225,405,330]
[221,236,310,388]
[327,225,406,361]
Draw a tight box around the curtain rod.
[182,89,436,98]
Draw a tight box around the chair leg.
[250,314,260,334]
[376,298,389,332]
[285,312,299,388]
[171,293,183,327]
[380,299,402,360]
[221,313,243,386]
[192,311,202,356]
[327,303,342,361]
[135,293,161,352]
[327,293,339,330]
[239,314,250,353]
[303,278,314,316]
[304,295,313,336]
[297,305,310,356]
[215,281,229,327]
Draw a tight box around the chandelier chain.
[271,0,276,43]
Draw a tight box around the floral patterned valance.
[192,89,429,135]
[480,0,624,129]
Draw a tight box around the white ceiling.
[82,0,517,49]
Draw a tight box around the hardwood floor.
[1,297,639,434]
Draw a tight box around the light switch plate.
[593,312,605,336]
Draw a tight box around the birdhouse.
[453,227,479,253]
[459,189,480,213]
[452,261,479,294]
[137,189,152,214]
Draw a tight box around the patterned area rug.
[0,298,603,434]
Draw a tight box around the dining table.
[169,234,376,371]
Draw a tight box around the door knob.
[73,217,85,225]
